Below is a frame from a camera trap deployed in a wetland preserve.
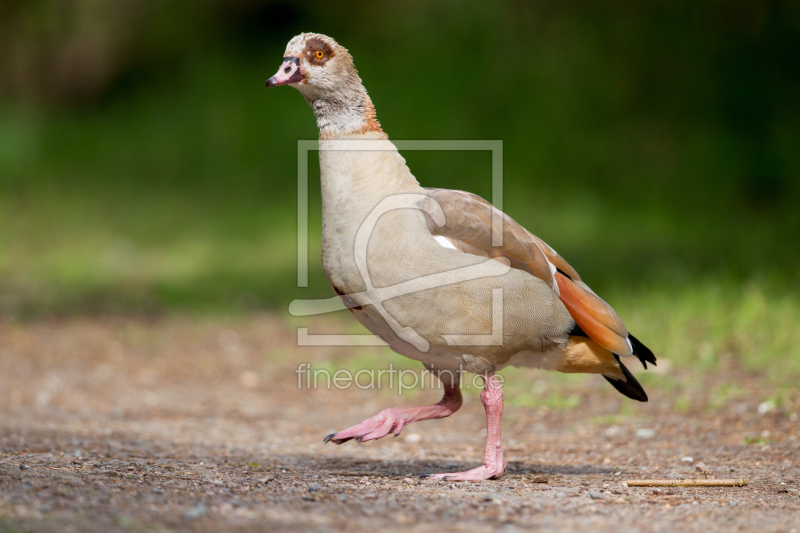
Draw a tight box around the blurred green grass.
[0,1,799,384]
[308,279,800,391]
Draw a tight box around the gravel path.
[1,316,798,532]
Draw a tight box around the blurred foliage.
[0,0,798,338]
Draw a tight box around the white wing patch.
[622,337,634,358]
[529,239,560,296]
[434,235,458,250]
[547,259,560,296]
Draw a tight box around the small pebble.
[635,428,656,439]
[404,433,421,443]
[308,483,322,492]
[758,401,775,415]
[19,465,28,471]
[681,457,694,463]
[589,490,605,500]
[239,370,260,389]
[185,503,206,519]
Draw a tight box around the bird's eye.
[315,50,324,59]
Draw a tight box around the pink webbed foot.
[422,373,506,482]
[424,461,506,481]
[324,407,407,444]
[324,382,462,445]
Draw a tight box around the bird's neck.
[304,85,386,139]
[317,136,424,257]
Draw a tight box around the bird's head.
[266,33,357,96]
[266,33,383,137]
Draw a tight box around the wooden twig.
[626,479,749,487]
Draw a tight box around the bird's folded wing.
[420,188,632,357]
[421,188,556,289]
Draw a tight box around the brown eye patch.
[305,37,335,66]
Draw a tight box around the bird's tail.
[603,355,648,402]
[555,337,648,402]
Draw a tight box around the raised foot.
[423,462,506,482]
[324,408,406,445]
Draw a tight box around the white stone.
[404,433,421,443]
[758,401,775,414]
[635,428,656,439]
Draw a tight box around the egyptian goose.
[266,33,656,481]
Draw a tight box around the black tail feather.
[603,355,648,402]
[628,333,657,369]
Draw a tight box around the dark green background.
[1,0,798,318]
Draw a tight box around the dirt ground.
[1,315,798,532]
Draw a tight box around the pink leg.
[424,373,505,481]
[324,379,462,445]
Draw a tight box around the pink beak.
[266,57,304,87]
